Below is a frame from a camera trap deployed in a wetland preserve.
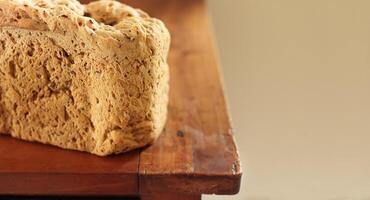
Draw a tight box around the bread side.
[0,0,170,156]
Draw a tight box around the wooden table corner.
[0,0,242,199]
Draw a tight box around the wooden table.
[0,0,242,199]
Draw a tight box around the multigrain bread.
[0,0,170,156]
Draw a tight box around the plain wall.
[206,0,370,200]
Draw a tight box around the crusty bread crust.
[0,0,170,156]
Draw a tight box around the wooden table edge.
[139,172,242,195]
[0,172,139,196]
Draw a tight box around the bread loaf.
[0,0,170,156]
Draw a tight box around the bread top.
[0,0,170,59]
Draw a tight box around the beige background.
[205,0,370,200]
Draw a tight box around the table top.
[0,0,241,196]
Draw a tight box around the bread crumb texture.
[0,0,170,156]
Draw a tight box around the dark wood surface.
[0,197,138,200]
[141,194,201,200]
[0,136,139,195]
[123,0,241,195]
[0,0,242,198]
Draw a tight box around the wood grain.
[0,197,139,200]
[128,0,242,195]
[0,0,241,197]
[0,136,139,195]
[141,194,201,200]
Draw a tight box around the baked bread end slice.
[0,0,170,156]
